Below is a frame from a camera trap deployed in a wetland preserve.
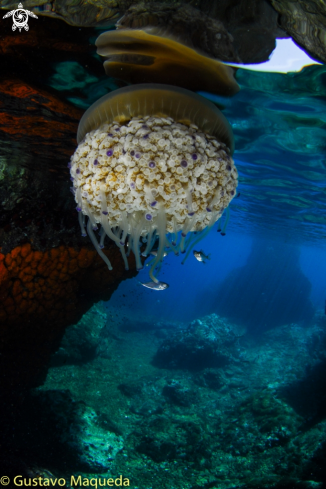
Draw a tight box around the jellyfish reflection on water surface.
[69,84,238,284]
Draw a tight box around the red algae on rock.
[0,242,137,391]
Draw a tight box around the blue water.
[110,230,253,323]
[109,230,326,324]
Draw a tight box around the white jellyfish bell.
[69,84,238,283]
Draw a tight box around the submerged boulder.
[152,318,233,371]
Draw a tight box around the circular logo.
[13,9,28,28]
[0,476,10,486]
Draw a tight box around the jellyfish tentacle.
[221,206,230,236]
[126,235,133,258]
[149,206,167,284]
[99,226,106,249]
[179,214,197,253]
[76,187,83,212]
[100,187,129,269]
[119,211,129,245]
[86,219,113,270]
[181,212,217,265]
[142,226,157,257]
[165,235,179,255]
[78,211,87,237]
[84,203,98,230]
[132,215,145,271]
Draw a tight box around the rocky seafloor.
[7,303,326,489]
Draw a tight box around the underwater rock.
[153,325,229,371]
[50,302,107,367]
[134,416,211,465]
[279,356,326,428]
[0,21,139,395]
[118,381,143,398]
[117,0,285,64]
[0,0,122,27]
[0,0,288,63]
[63,404,124,472]
[268,0,326,62]
[0,242,137,394]
[193,368,223,390]
[162,379,196,407]
[0,78,81,254]
[2,390,123,472]
[0,79,138,393]
[2,0,324,63]
[213,239,315,333]
[116,3,240,62]
[153,314,246,371]
[239,390,303,446]
[130,399,164,417]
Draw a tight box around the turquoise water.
[214,66,326,241]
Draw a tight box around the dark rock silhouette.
[215,238,314,333]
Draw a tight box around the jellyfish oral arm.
[149,206,167,284]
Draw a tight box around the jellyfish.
[95,29,240,96]
[69,84,238,283]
